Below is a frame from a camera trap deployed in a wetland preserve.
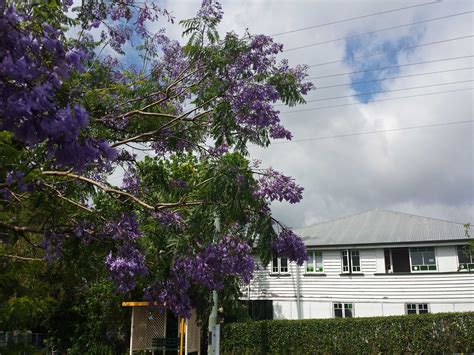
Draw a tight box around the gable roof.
[297,209,470,247]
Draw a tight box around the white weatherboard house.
[246,209,474,320]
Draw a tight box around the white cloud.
[153,0,474,227]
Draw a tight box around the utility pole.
[207,215,220,354]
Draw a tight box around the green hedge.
[221,312,474,354]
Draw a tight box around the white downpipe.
[185,318,188,354]
[129,307,134,355]
[296,265,301,319]
[208,215,221,354]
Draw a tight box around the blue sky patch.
[344,34,420,103]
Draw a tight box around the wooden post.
[179,318,185,355]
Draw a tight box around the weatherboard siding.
[247,246,474,319]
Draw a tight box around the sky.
[131,0,474,228]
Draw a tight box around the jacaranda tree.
[0,0,313,350]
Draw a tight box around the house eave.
[304,239,470,250]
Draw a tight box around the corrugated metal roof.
[297,209,469,247]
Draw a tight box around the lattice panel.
[131,308,166,351]
[187,310,201,353]
[146,310,166,347]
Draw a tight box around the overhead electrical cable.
[284,10,473,52]
[287,79,474,105]
[281,87,473,113]
[269,120,474,144]
[306,55,474,80]
[315,67,474,90]
[308,35,474,68]
[270,0,440,37]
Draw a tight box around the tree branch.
[42,182,98,215]
[41,171,205,212]
[0,254,43,261]
[0,221,42,233]
[42,170,156,210]
[111,109,212,148]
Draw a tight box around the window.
[334,303,353,318]
[242,300,273,321]
[406,303,429,314]
[457,245,474,271]
[306,251,323,272]
[341,250,361,273]
[384,248,411,273]
[410,247,436,271]
[272,256,288,273]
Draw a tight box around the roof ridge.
[297,208,376,230]
[376,208,466,225]
[298,208,466,230]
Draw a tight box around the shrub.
[221,312,474,354]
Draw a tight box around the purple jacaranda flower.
[272,229,307,266]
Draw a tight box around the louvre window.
[306,251,323,272]
[406,303,429,314]
[341,250,361,273]
[410,247,437,271]
[334,303,353,318]
[272,256,288,274]
[457,245,474,271]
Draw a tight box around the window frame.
[272,256,289,274]
[333,302,354,318]
[341,249,361,273]
[306,250,324,273]
[457,245,474,271]
[405,303,429,315]
[409,247,437,272]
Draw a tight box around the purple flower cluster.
[197,0,223,21]
[144,274,192,319]
[86,0,173,52]
[151,35,190,89]
[223,34,312,141]
[145,235,254,318]
[103,213,142,242]
[152,211,185,230]
[0,6,116,171]
[105,244,148,293]
[272,229,307,266]
[181,235,254,289]
[40,230,65,263]
[269,124,293,140]
[101,213,149,292]
[106,25,133,53]
[208,144,229,157]
[74,221,95,245]
[5,171,33,192]
[170,179,189,189]
[122,170,140,195]
[278,59,315,96]
[255,169,303,204]
[228,82,280,127]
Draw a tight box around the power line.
[281,87,473,113]
[315,67,474,90]
[308,35,474,68]
[271,120,474,144]
[284,10,473,52]
[306,55,474,80]
[294,79,474,104]
[270,0,440,37]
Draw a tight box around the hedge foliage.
[221,312,474,354]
